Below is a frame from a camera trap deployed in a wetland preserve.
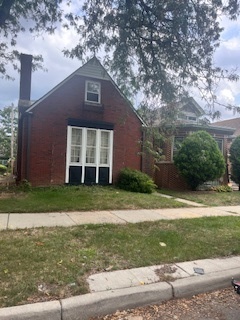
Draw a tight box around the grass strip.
[159,189,240,206]
[0,186,186,213]
[1,216,240,307]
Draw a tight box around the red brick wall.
[17,115,29,181]
[20,76,142,186]
[155,163,190,190]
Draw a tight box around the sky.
[0,7,240,121]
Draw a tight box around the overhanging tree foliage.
[137,98,181,174]
[0,0,59,78]
[66,0,240,109]
[0,0,239,110]
[174,131,226,190]
[230,136,240,190]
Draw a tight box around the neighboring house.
[154,99,235,190]
[17,54,144,186]
[213,117,240,188]
[213,117,240,137]
[176,97,206,124]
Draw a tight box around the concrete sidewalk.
[1,205,240,230]
[1,205,240,319]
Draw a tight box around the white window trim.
[85,80,101,104]
[214,138,223,154]
[65,126,113,184]
[81,128,87,183]
[65,126,71,183]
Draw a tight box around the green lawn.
[159,189,240,206]
[1,185,240,308]
[0,185,186,213]
[1,185,239,213]
[1,216,240,308]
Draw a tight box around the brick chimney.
[19,53,32,109]
[17,53,33,184]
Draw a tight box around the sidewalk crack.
[6,213,10,229]
[59,299,63,320]
[65,212,78,225]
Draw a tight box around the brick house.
[17,55,144,186]
[213,117,240,188]
[213,117,240,137]
[154,99,235,190]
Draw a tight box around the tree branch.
[0,0,16,28]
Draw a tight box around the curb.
[62,282,171,319]
[0,269,238,320]
[0,300,61,320]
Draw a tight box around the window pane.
[188,116,196,121]
[100,131,110,165]
[72,128,82,145]
[87,82,100,93]
[87,92,99,102]
[86,130,96,164]
[100,149,108,164]
[87,130,96,146]
[71,146,81,163]
[101,131,109,147]
[215,138,223,153]
[71,128,82,163]
[86,148,96,164]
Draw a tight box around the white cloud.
[219,88,235,104]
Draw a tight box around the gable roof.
[26,56,145,124]
[213,117,240,136]
[180,97,205,117]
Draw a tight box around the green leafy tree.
[137,98,181,174]
[66,0,240,109]
[230,136,240,191]
[0,105,18,159]
[0,0,239,111]
[0,0,58,78]
[174,131,226,190]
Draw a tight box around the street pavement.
[1,198,240,319]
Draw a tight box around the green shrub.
[174,131,226,190]
[117,168,156,193]
[211,185,232,192]
[18,179,32,191]
[0,164,7,175]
